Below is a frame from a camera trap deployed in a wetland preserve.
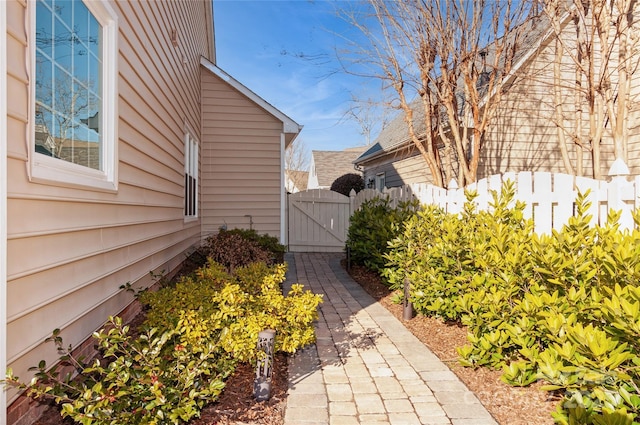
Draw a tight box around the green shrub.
[4,316,231,425]
[346,197,418,275]
[382,182,640,423]
[384,182,534,322]
[5,260,321,424]
[330,173,364,196]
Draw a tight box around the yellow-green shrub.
[381,182,640,424]
[5,259,322,425]
[384,181,535,323]
[140,261,322,362]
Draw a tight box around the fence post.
[349,188,356,216]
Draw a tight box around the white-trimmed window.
[376,172,386,192]
[184,129,198,219]
[31,0,118,191]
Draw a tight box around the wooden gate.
[288,189,351,252]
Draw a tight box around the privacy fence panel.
[351,172,640,234]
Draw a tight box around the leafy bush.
[330,173,364,196]
[203,230,275,272]
[382,182,640,424]
[4,316,230,425]
[385,182,535,323]
[139,260,322,362]
[4,260,321,424]
[346,197,418,275]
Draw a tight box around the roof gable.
[285,170,309,192]
[200,57,302,146]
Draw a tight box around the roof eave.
[354,138,413,165]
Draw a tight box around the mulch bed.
[346,262,559,425]
[188,353,287,425]
[32,257,558,425]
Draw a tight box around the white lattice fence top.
[351,172,640,234]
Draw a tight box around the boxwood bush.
[330,173,364,196]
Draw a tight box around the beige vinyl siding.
[391,155,433,186]
[201,68,283,239]
[6,0,213,408]
[480,40,571,177]
[362,145,439,189]
[627,62,640,175]
[481,11,640,180]
[363,155,432,188]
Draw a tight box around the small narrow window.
[184,130,198,219]
[376,173,386,192]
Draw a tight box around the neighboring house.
[285,169,309,193]
[354,108,430,190]
[354,12,640,188]
[1,1,300,423]
[307,147,365,190]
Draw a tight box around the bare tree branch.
[339,0,534,187]
[543,0,639,178]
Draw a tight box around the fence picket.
[517,172,533,221]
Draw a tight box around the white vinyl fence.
[351,171,640,234]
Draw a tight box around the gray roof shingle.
[312,147,366,187]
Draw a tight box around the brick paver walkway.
[283,252,498,425]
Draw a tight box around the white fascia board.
[200,57,302,137]
[205,1,216,62]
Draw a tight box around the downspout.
[280,132,286,245]
[1,1,8,423]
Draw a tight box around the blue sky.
[213,0,381,162]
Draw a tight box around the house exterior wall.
[361,13,640,188]
[200,68,284,239]
[479,19,640,179]
[631,101,640,167]
[5,0,213,420]
[361,148,433,189]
